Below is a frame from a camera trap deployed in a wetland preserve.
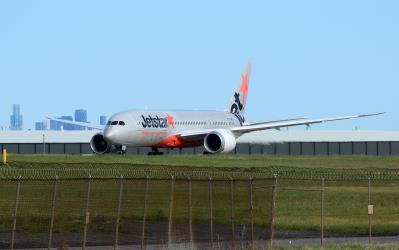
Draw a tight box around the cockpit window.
[111,121,118,125]
[119,121,125,126]
[107,121,111,125]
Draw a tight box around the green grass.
[6,154,399,169]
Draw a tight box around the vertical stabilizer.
[227,62,251,123]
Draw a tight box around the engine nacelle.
[204,129,237,154]
[90,133,111,154]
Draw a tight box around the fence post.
[321,177,325,246]
[188,177,193,248]
[230,177,236,249]
[141,176,149,250]
[269,174,277,250]
[48,176,59,250]
[249,177,254,250]
[42,134,46,154]
[368,177,372,243]
[10,176,21,250]
[114,176,124,250]
[168,175,175,248]
[209,177,214,248]
[82,175,92,250]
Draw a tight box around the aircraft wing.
[46,117,104,130]
[230,113,384,135]
[179,113,384,140]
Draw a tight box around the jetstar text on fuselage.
[141,115,172,128]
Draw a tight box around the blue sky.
[0,1,398,130]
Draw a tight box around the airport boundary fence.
[0,172,399,249]
[0,175,275,249]
[274,177,399,248]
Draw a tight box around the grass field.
[6,154,399,170]
[1,154,399,247]
[3,154,399,180]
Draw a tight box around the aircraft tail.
[227,62,251,123]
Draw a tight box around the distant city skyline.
[0,105,109,131]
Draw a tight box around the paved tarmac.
[274,235,399,247]
[14,235,399,249]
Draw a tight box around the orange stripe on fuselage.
[151,135,201,148]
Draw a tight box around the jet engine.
[204,129,237,154]
[90,133,111,154]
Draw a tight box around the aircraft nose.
[104,129,117,142]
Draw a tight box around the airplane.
[49,63,383,155]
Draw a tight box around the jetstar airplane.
[49,63,383,155]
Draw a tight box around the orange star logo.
[165,114,174,128]
[239,73,248,103]
[239,73,248,95]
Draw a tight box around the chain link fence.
[0,176,275,249]
[274,177,399,248]
[1,173,399,249]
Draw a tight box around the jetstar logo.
[231,92,243,114]
[141,115,174,128]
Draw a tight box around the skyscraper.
[74,109,87,130]
[35,121,47,131]
[10,104,23,130]
[100,115,107,125]
[50,116,73,130]
[60,116,74,130]
[50,119,60,130]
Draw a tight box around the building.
[49,120,59,131]
[60,116,74,130]
[50,116,74,130]
[74,109,87,130]
[35,121,47,131]
[100,116,107,125]
[10,104,23,130]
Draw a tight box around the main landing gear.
[148,147,164,156]
[115,145,127,155]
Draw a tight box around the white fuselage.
[103,110,242,148]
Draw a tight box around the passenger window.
[111,121,118,125]
[119,121,125,126]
